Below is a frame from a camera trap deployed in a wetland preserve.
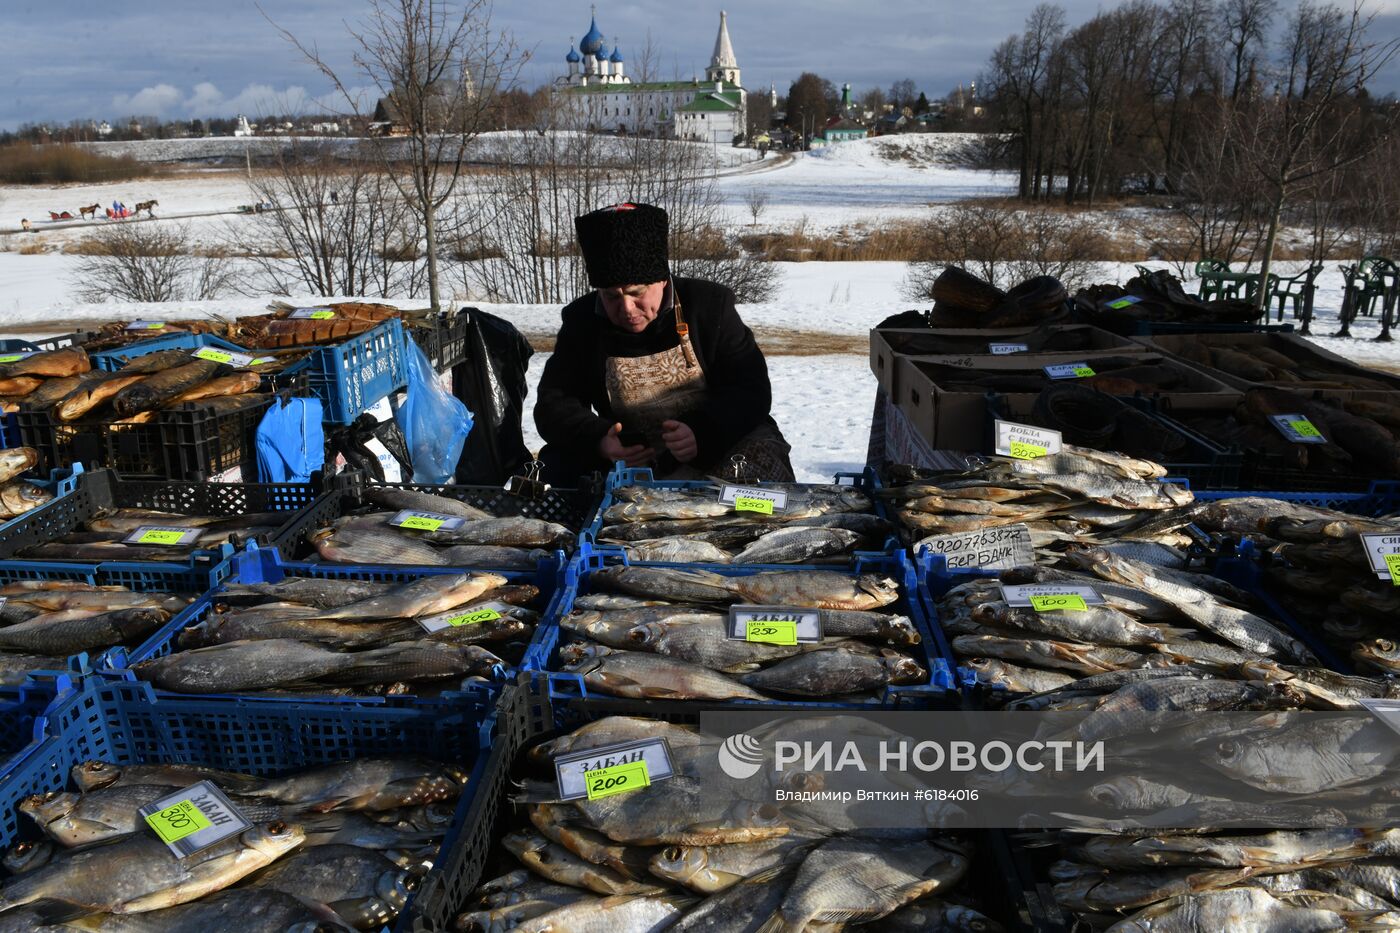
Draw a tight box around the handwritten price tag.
[144,799,211,844]
[1387,554,1400,586]
[388,510,464,533]
[401,515,445,531]
[583,760,650,800]
[746,620,798,645]
[418,607,502,633]
[0,353,35,363]
[735,496,774,515]
[194,349,232,364]
[1106,295,1142,309]
[126,526,201,546]
[1044,362,1095,380]
[1009,441,1048,460]
[1291,419,1322,438]
[1029,594,1087,612]
[126,321,167,331]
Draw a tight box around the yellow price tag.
[1008,441,1048,460]
[310,310,335,320]
[194,349,232,363]
[145,323,166,329]
[735,496,774,515]
[138,529,188,545]
[0,355,24,363]
[583,760,650,800]
[746,619,798,645]
[444,609,502,627]
[144,800,211,844]
[1386,554,1400,586]
[400,516,445,531]
[1029,594,1087,612]
[1072,366,1096,378]
[1290,419,1322,438]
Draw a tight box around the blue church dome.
[580,15,605,56]
[566,43,581,63]
[609,44,624,63]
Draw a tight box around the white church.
[555,9,748,145]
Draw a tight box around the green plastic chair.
[1195,258,1234,301]
[1353,257,1399,317]
[1266,263,1324,322]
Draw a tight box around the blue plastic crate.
[1186,481,1400,516]
[0,332,96,354]
[0,670,83,786]
[581,463,897,566]
[0,463,84,557]
[0,677,505,933]
[284,318,410,423]
[97,542,564,703]
[89,332,253,372]
[527,545,959,709]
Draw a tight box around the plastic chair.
[1353,257,1399,317]
[1268,263,1324,322]
[1194,259,1232,301]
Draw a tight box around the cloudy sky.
[6,0,1400,130]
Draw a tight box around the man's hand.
[599,423,654,467]
[661,420,698,463]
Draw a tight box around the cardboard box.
[870,324,1146,399]
[893,352,1239,452]
[1135,331,1400,394]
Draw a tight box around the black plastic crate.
[0,467,328,564]
[408,308,470,371]
[269,472,604,567]
[12,396,276,481]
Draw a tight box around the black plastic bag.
[451,308,534,485]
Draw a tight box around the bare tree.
[744,188,769,227]
[1220,0,1279,101]
[72,223,233,303]
[268,0,526,310]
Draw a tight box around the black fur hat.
[574,203,669,288]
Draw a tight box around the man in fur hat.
[534,202,793,483]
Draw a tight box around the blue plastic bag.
[397,341,473,484]
[255,397,326,482]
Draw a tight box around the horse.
[79,204,100,220]
[134,200,158,217]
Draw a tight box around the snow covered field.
[2,133,1397,482]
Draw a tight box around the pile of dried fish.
[1191,496,1400,678]
[595,483,890,565]
[882,446,1196,554]
[304,487,573,569]
[457,715,999,932]
[1041,827,1400,930]
[0,581,192,684]
[4,347,270,425]
[15,507,284,563]
[0,448,54,522]
[0,756,466,929]
[1171,340,1400,391]
[136,572,533,695]
[558,565,926,700]
[917,354,1211,397]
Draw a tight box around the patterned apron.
[604,292,794,482]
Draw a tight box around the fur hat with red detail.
[574,202,669,289]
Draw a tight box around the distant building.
[556,8,747,144]
[823,118,867,142]
[233,115,255,137]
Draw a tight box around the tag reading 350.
[555,738,674,801]
[719,485,787,514]
[124,526,202,547]
[138,780,250,857]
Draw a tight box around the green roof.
[564,80,719,94]
[676,92,742,113]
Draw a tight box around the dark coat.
[534,277,774,480]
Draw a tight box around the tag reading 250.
[746,619,798,645]
[583,760,650,800]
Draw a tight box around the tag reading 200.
[583,760,650,800]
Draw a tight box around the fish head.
[377,867,421,912]
[19,790,78,824]
[964,658,1000,682]
[1239,660,1286,682]
[1358,638,1400,666]
[243,819,307,859]
[560,643,614,666]
[3,838,54,874]
[501,830,548,860]
[625,622,666,647]
[72,759,122,791]
[649,845,708,886]
[880,650,927,685]
[943,904,1005,932]
[857,574,900,605]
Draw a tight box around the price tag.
[583,760,650,800]
[191,348,255,367]
[989,343,1029,355]
[138,781,250,858]
[1029,594,1087,612]
[417,607,503,634]
[1387,554,1400,586]
[388,509,466,533]
[1044,362,1095,380]
[0,352,36,364]
[746,620,798,644]
[1106,295,1142,310]
[919,523,1034,571]
[124,526,202,546]
[1269,414,1326,444]
[735,496,773,515]
[126,320,167,331]
[1361,534,1400,580]
[728,605,822,643]
[249,357,277,366]
[555,738,674,801]
[1000,584,1104,608]
[718,485,788,513]
[290,308,336,320]
[994,420,1062,460]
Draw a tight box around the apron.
[604,291,794,482]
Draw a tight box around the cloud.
[103,81,373,121]
[112,84,184,117]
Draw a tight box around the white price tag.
[727,605,823,644]
[989,343,1029,355]
[554,739,674,801]
[289,307,336,320]
[1044,362,1096,380]
[123,526,202,547]
[994,420,1062,459]
[1360,533,1400,580]
[191,348,256,367]
[138,781,250,858]
[1000,583,1104,608]
[125,320,168,331]
[1269,414,1326,444]
[718,485,788,513]
[417,606,504,633]
[387,510,467,533]
[919,523,1034,571]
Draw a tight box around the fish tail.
[754,912,801,933]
